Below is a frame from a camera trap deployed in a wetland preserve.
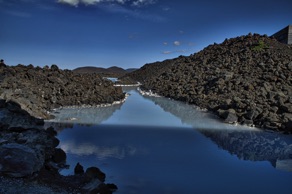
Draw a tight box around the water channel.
[46,86,292,194]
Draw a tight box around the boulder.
[52,148,66,163]
[0,143,42,177]
[223,110,238,124]
[85,167,106,182]
[74,162,84,175]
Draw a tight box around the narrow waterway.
[47,86,292,194]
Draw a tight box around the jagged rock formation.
[127,33,292,133]
[0,84,118,193]
[0,64,125,119]
[0,100,60,177]
[0,62,120,193]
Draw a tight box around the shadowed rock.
[74,162,84,175]
[0,143,42,177]
[0,64,125,119]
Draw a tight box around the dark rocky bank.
[0,63,125,119]
[0,62,122,193]
[125,33,292,133]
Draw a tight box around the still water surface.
[47,87,292,194]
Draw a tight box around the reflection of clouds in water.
[60,141,136,160]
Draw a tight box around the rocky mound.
[128,33,292,133]
[0,64,125,119]
[0,100,117,193]
[123,58,176,83]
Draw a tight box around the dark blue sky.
[0,0,291,69]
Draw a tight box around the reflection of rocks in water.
[275,159,292,172]
[143,93,292,172]
[143,94,247,130]
[143,95,212,122]
[47,103,123,125]
[200,129,292,172]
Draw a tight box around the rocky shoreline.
[0,62,122,193]
[0,63,125,119]
[125,33,292,133]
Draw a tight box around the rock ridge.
[0,63,125,119]
[126,33,292,133]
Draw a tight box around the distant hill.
[73,66,127,74]
[125,68,138,73]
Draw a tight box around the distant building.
[271,25,292,44]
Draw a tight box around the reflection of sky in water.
[102,89,193,127]
[49,87,257,130]
[57,125,292,194]
[51,87,292,194]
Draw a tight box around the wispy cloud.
[132,0,156,7]
[162,39,194,55]
[162,51,172,54]
[57,0,164,22]
[162,6,170,11]
[188,42,195,46]
[3,10,32,18]
[128,33,138,40]
[57,0,156,7]
[173,41,181,46]
[0,0,57,17]
[101,3,165,22]
[162,49,189,55]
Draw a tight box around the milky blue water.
[47,87,292,194]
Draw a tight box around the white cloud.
[56,0,164,22]
[162,51,172,54]
[163,42,168,45]
[132,0,156,7]
[57,0,155,7]
[174,41,181,46]
[58,0,79,6]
